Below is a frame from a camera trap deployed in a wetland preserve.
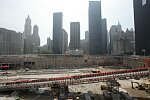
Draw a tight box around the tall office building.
[32,25,40,46]
[53,12,63,54]
[110,22,135,55]
[125,28,135,54]
[102,19,108,54]
[0,28,23,55]
[62,29,68,54]
[109,22,122,55]
[23,15,33,54]
[85,31,89,54]
[24,15,32,35]
[70,22,80,50]
[133,0,150,55]
[32,25,40,53]
[47,37,53,51]
[33,25,38,35]
[80,39,86,52]
[89,1,102,55]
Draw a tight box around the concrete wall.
[1,55,140,69]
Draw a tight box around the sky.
[0,0,134,46]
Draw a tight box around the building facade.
[110,22,135,55]
[102,19,108,54]
[47,37,53,51]
[0,28,23,55]
[80,39,86,53]
[89,1,102,55]
[32,25,40,53]
[62,29,68,54]
[23,34,33,54]
[23,15,33,54]
[0,15,40,55]
[85,31,89,54]
[110,22,122,55]
[70,22,80,50]
[125,29,135,54]
[53,12,63,54]
[23,15,40,54]
[133,0,150,55]
[24,15,32,35]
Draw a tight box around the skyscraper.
[133,0,150,55]
[24,15,32,35]
[85,31,89,54]
[47,37,53,51]
[23,15,33,54]
[62,29,68,54]
[0,28,23,55]
[109,22,122,55]
[33,25,38,35]
[80,39,86,52]
[53,12,63,54]
[125,28,135,54]
[70,22,80,50]
[89,1,102,55]
[102,19,108,54]
[110,22,135,55]
[32,25,40,53]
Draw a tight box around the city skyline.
[0,0,134,46]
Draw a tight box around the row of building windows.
[0,43,22,54]
[0,28,23,55]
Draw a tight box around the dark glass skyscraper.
[133,0,150,55]
[102,19,108,54]
[89,1,102,55]
[70,22,80,50]
[53,12,63,54]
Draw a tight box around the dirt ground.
[0,67,150,99]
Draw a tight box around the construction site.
[0,54,150,100]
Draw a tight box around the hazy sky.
[0,0,134,46]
